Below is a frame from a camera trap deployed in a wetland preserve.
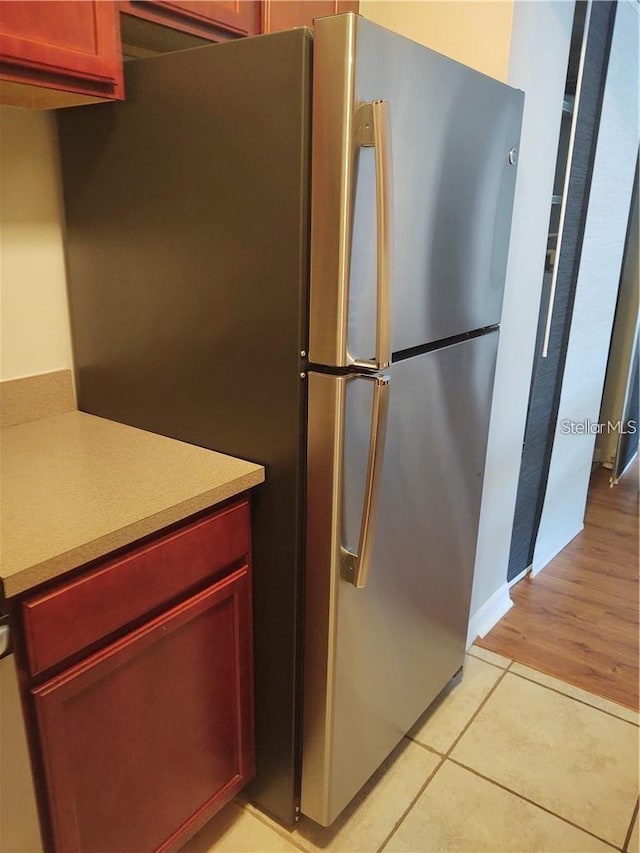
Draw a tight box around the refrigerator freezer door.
[309,14,523,367]
[303,331,499,825]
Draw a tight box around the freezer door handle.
[353,100,393,371]
[342,373,390,588]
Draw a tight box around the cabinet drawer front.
[23,499,250,676]
[33,567,254,853]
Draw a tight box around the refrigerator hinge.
[341,548,357,584]
[355,102,375,147]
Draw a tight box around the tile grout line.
[240,655,510,853]
[466,647,512,669]
[377,660,515,852]
[375,755,447,853]
[443,659,513,758]
[446,662,631,849]
[242,655,635,852]
[403,653,512,756]
[474,646,639,724]
[508,670,640,727]
[448,756,621,851]
[405,659,514,764]
[622,796,639,853]
[404,736,444,758]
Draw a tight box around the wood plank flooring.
[478,460,639,710]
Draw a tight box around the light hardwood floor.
[478,459,639,710]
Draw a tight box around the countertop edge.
[2,467,265,599]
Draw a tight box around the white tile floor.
[181,646,640,853]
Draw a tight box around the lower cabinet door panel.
[32,566,254,853]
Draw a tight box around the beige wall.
[596,179,639,466]
[0,106,74,381]
[359,0,514,81]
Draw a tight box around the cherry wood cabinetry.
[17,498,254,853]
[120,0,358,41]
[119,1,261,41]
[262,0,358,33]
[0,0,359,107]
[34,567,253,852]
[120,0,358,53]
[22,500,250,677]
[0,1,123,108]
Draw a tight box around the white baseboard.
[466,583,513,648]
[531,523,584,577]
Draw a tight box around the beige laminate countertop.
[1,411,264,598]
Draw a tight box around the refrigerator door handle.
[342,373,390,588]
[352,100,393,372]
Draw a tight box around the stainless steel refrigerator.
[57,13,523,828]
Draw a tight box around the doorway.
[507,0,616,583]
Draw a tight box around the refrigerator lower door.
[302,331,498,825]
[309,13,523,368]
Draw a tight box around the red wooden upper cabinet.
[0,1,123,109]
[119,1,261,43]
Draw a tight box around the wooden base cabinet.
[33,567,254,852]
[18,499,255,853]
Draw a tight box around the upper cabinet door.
[262,1,358,34]
[119,1,261,40]
[0,1,123,101]
[164,1,259,35]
